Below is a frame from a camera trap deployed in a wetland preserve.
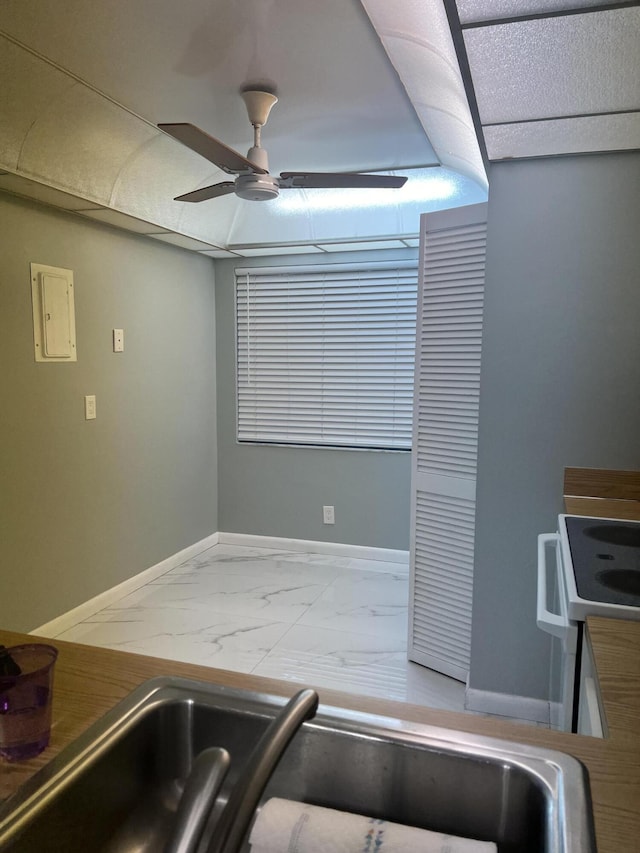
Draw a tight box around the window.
[235,261,418,450]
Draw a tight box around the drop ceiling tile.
[321,240,409,252]
[457,0,623,25]
[0,173,102,210]
[151,233,218,251]
[234,246,325,257]
[485,112,640,159]
[464,8,640,124]
[198,249,242,258]
[80,208,167,234]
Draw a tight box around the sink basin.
[0,677,595,852]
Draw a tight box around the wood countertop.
[1,621,639,852]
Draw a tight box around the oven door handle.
[537,533,568,638]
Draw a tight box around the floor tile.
[273,552,409,576]
[296,571,408,637]
[165,550,344,585]
[118,570,327,623]
[55,543,470,716]
[56,606,291,673]
[252,624,465,709]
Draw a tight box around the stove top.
[564,516,640,607]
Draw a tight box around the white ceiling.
[0,0,438,173]
[0,0,489,255]
[0,0,636,257]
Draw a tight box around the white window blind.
[235,261,418,450]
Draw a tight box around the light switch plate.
[84,395,96,420]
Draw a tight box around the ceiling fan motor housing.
[235,173,280,201]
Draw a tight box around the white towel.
[249,798,496,853]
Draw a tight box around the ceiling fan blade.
[279,172,407,190]
[174,181,236,203]
[159,123,267,175]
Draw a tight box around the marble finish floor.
[55,543,540,726]
[55,543,468,710]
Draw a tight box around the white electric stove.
[537,515,640,731]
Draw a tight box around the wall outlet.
[323,505,335,525]
[113,328,124,352]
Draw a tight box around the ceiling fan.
[159,89,408,203]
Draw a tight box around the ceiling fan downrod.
[242,90,278,173]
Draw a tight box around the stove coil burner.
[596,568,640,597]
[584,525,640,548]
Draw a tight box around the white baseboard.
[217,531,409,569]
[465,687,551,725]
[32,533,219,638]
[549,701,563,731]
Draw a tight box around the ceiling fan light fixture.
[235,173,280,201]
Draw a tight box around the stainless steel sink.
[0,677,595,852]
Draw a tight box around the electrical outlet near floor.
[113,328,124,352]
[323,505,335,524]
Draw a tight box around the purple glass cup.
[0,644,58,762]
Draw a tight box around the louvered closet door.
[408,202,488,683]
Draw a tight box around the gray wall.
[0,195,218,631]
[215,250,415,550]
[469,152,640,700]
